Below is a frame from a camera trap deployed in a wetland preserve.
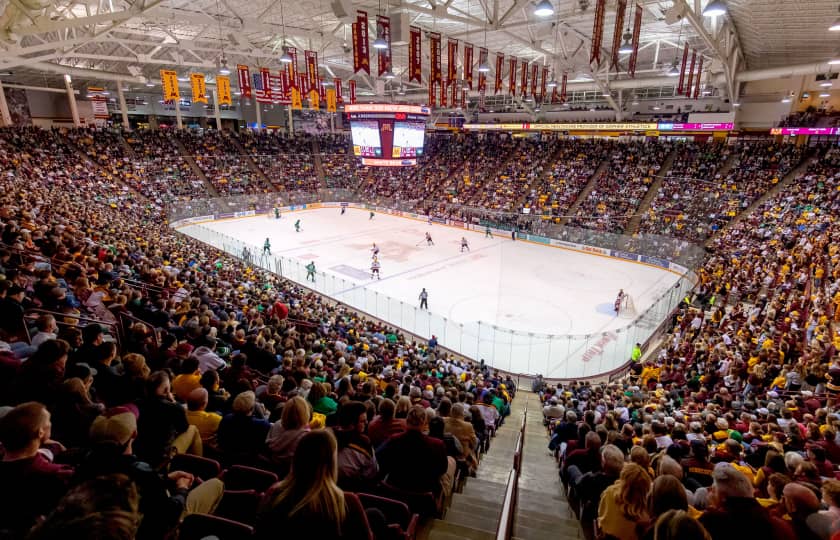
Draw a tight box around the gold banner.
[291,88,303,110]
[217,75,232,105]
[309,89,320,110]
[191,73,207,103]
[326,88,337,112]
[160,69,179,101]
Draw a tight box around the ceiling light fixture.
[218,54,231,75]
[702,0,727,17]
[830,6,840,31]
[829,58,840,65]
[534,0,554,18]
[619,32,633,54]
[280,47,293,63]
[373,0,388,49]
[666,60,680,76]
[383,69,396,79]
[145,80,155,87]
[477,62,491,73]
[781,96,791,103]
[820,92,831,97]
[547,77,558,88]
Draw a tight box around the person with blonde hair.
[652,510,711,540]
[598,462,652,540]
[256,430,371,539]
[266,396,312,474]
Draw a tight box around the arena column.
[175,97,183,130]
[212,89,222,130]
[63,74,80,127]
[287,105,293,136]
[255,98,262,131]
[116,83,130,129]
[0,80,11,127]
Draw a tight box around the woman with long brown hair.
[598,463,652,540]
[256,429,371,539]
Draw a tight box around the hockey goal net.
[619,294,636,317]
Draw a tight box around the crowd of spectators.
[540,144,840,540]
[176,130,272,195]
[237,132,319,192]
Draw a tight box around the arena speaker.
[389,10,411,45]
[331,0,354,23]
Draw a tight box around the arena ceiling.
[0,0,836,105]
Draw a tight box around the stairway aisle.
[624,148,678,235]
[513,392,580,540]
[422,394,526,540]
[559,158,609,226]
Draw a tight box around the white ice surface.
[185,207,681,377]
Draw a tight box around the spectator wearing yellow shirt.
[185,388,222,447]
[172,357,202,402]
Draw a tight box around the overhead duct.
[28,62,145,84]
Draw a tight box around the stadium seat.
[170,454,222,482]
[221,464,279,493]
[179,513,254,540]
[214,489,261,526]
[357,493,419,540]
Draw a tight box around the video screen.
[350,121,382,157]
[392,122,426,158]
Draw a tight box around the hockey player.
[460,237,470,252]
[485,226,493,238]
[511,227,517,241]
[263,238,271,255]
[341,206,346,215]
[306,261,316,282]
[371,243,380,258]
[369,211,375,220]
[371,258,381,279]
[425,232,434,246]
[274,207,280,219]
[295,219,301,233]
[419,288,428,309]
[614,289,625,315]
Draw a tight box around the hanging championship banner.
[551,84,559,103]
[451,77,457,107]
[281,71,291,100]
[686,50,696,97]
[440,78,447,107]
[305,50,318,92]
[610,0,627,69]
[540,66,549,100]
[409,26,422,83]
[326,88,337,112]
[191,72,207,103]
[429,81,436,107]
[236,65,251,97]
[430,32,442,84]
[217,75,232,105]
[376,15,391,77]
[286,47,299,88]
[447,39,458,83]
[560,71,568,102]
[693,56,704,99]
[291,87,303,110]
[318,78,327,103]
[628,4,642,77]
[529,63,538,99]
[494,53,504,94]
[349,80,357,104]
[261,67,272,100]
[678,44,689,94]
[591,0,606,65]
[354,11,370,74]
[520,61,528,97]
[508,56,517,96]
[477,47,488,93]
[464,43,474,89]
[160,69,179,101]
[334,78,343,103]
[309,89,320,110]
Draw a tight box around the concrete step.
[443,508,501,533]
[427,520,496,540]
[514,507,580,537]
[450,495,504,517]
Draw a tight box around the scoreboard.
[346,104,430,166]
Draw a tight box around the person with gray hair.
[574,444,625,522]
[698,463,795,540]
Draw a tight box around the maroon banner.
[260,67,272,100]
[551,85,559,103]
[451,78,457,106]
[349,79,357,104]
[286,47,299,89]
[376,15,391,77]
[494,53,504,95]
[628,4,642,77]
[318,77,326,102]
[305,50,318,92]
[678,44,689,95]
[409,26,422,83]
[440,79,447,107]
[447,39,458,83]
[686,50,696,97]
[236,64,251,97]
[520,61,527,97]
[693,56,704,99]
[429,81,436,107]
[508,56,517,96]
[560,71,567,102]
[464,43,474,90]
[610,0,627,69]
[355,11,370,74]
[430,32,442,84]
[591,0,606,65]
[334,77,343,103]
[540,66,548,100]
[530,63,538,99]
[477,47,488,93]
[281,71,290,99]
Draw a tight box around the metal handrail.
[23,308,121,348]
[496,405,527,540]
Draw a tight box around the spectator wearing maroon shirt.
[368,398,406,448]
[563,431,603,485]
[0,402,74,537]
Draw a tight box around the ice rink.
[181,207,683,376]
